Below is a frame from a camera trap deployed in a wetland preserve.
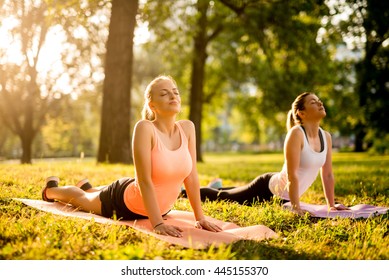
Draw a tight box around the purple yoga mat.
[283,201,388,218]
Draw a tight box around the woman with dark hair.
[183,92,349,215]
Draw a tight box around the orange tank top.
[123,121,192,216]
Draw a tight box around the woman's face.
[301,94,326,120]
[149,79,181,117]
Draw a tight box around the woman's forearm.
[322,174,335,207]
[140,183,164,227]
[184,176,205,221]
[287,180,301,210]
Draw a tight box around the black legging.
[182,172,287,206]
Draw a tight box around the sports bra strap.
[300,125,324,152]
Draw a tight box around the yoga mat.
[15,199,278,249]
[283,201,388,218]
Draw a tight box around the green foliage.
[326,0,389,150]
[1,152,388,259]
[139,0,339,151]
[0,0,108,162]
[368,134,389,155]
[2,0,386,160]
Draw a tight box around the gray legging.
[181,172,287,206]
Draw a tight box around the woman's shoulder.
[177,120,195,130]
[134,119,154,133]
[287,125,304,137]
[135,119,153,126]
[284,126,305,148]
[177,120,195,139]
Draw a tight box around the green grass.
[1,152,388,260]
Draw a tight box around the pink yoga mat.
[283,201,388,218]
[16,199,278,249]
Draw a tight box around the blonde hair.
[141,75,177,121]
[286,92,313,130]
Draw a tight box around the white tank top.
[268,126,327,200]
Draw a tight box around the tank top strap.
[175,121,188,146]
[150,122,162,150]
[151,121,187,150]
[299,125,326,152]
[298,126,309,148]
[318,128,326,152]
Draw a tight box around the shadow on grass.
[229,240,325,260]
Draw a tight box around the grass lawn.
[0,152,388,260]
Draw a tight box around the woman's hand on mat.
[329,204,350,211]
[292,207,314,217]
[154,223,183,237]
[195,219,222,232]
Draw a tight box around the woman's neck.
[301,121,320,137]
[153,117,177,136]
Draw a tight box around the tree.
[352,0,389,151]
[188,0,225,161]
[97,0,138,164]
[220,0,332,115]
[0,0,109,163]
[141,0,233,161]
[140,0,338,155]
[325,0,389,152]
[0,1,53,163]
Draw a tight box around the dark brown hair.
[286,92,313,130]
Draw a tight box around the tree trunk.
[354,124,366,152]
[19,69,39,164]
[97,0,138,164]
[20,135,32,164]
[354,61,367,152]
[189,0,209,162]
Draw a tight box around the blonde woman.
[42,75,221,237]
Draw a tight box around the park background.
[0,0,388,163]
[0,0,388,260]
